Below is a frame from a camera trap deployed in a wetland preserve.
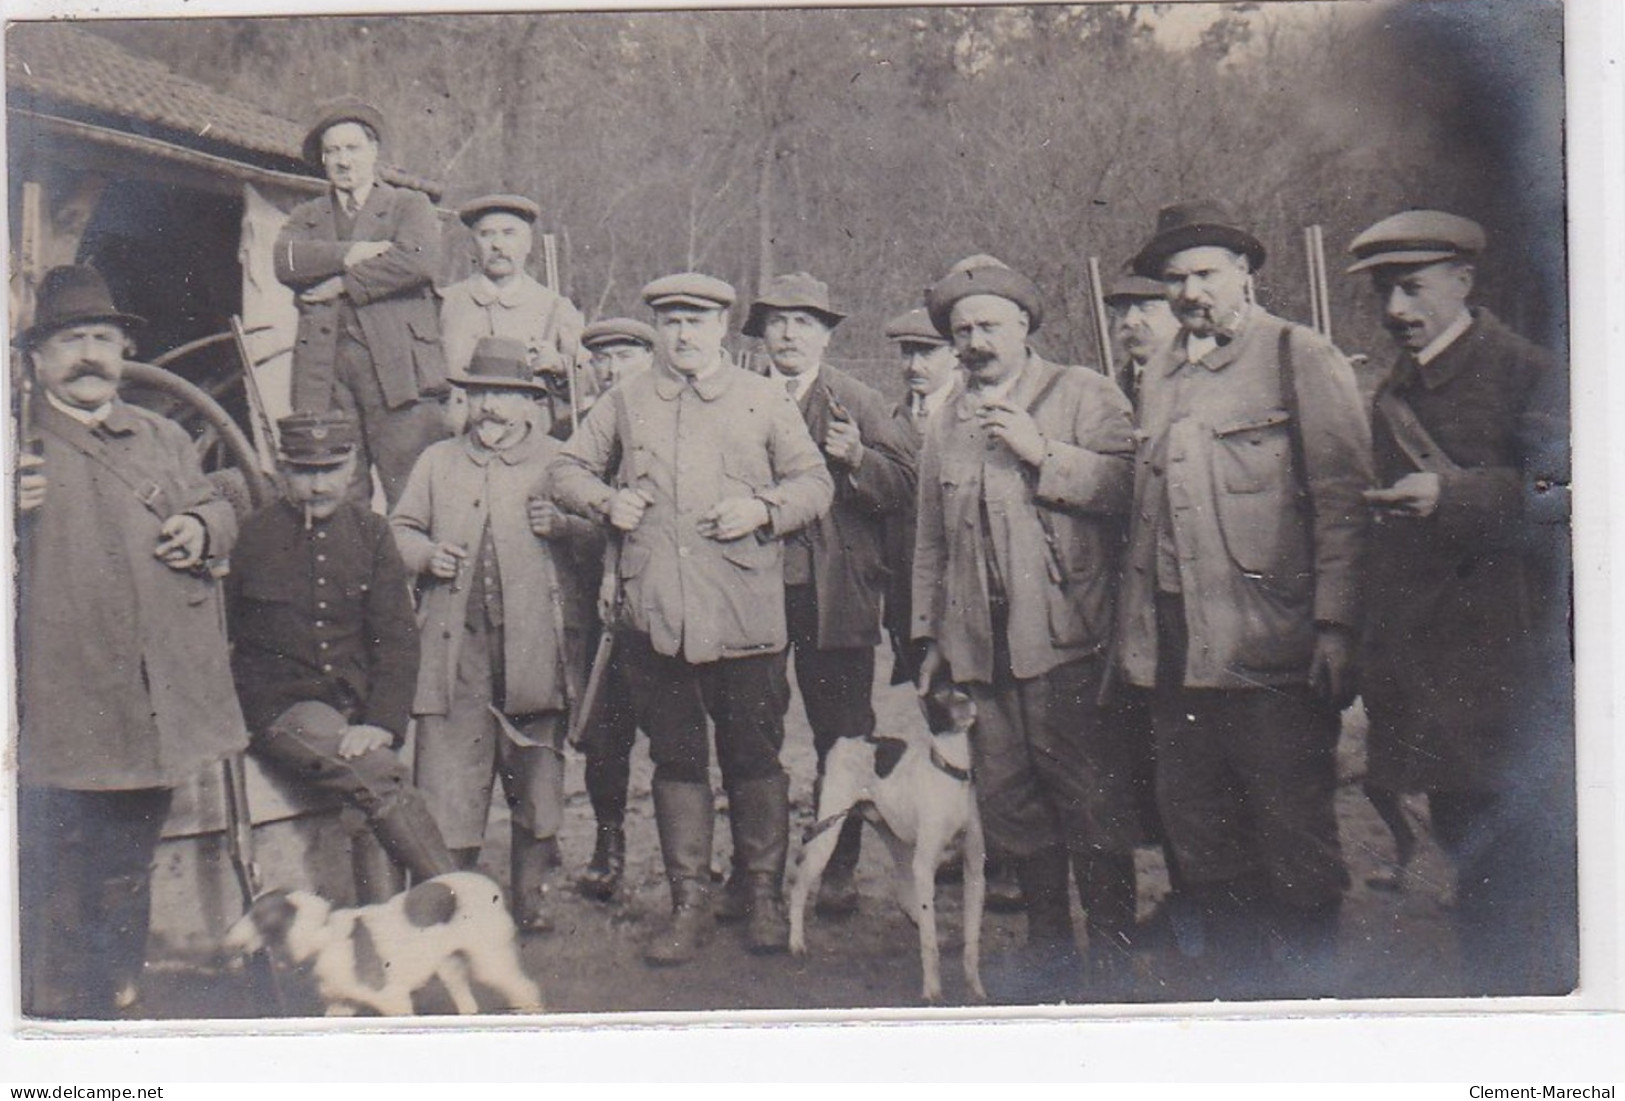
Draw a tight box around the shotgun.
[1085,257,1115,378]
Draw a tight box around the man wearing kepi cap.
[439,193,585,417]
[1347,210,1572,995]
[226,409,456,905]
[914,255,1139,1000]
[551,273,833,964]
[1116,200,1373,997]
[734,273,917,921]
[391,337,601,933]
[15,266,248,1017]
[275,98,450,507]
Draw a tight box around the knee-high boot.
[644,780,716,966]
[729,773,791,954]
[370,790,457,882]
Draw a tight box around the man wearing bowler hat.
[391,337,602,933]
[551,273,833,963]
[570,316,658,901]
[439,194,586,418]
[914,255,1139,999]
[1346,210,1572,994]
[226,410,457,904]
[732,272,917,919]
[275,97,450,508]
[15,265,249,1018]
[1115,200,1373,997]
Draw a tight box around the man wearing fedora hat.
[914,255,1140,999]
[226,409,457,905]
[391,337,602,932]
[15,265,249,1017]
[551,272,833,963]
[275,97,450,509]
[440,194,586,425]
[733,272,917,920]
[1115,199,1373,997]
[1346,210,1572,994]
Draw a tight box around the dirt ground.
[122,641,1500,1023]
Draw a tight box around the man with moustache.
[440,194,586,430]
[15,266,248,1018]
[1115,200,1373,997]
[551,273,833,963]
[275,98,449,507]
[226,410,457,903]
[1346,210,1571,994]
[736,273,917,918]
[913,256,1139,999]
[392,337,602,933]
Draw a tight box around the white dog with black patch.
[224,871,543,1016]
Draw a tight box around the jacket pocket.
[1212,410,1291,493]
[1210,411,1310,593]
[619,541,652,581]
[408,315,448,396]
[720,535,779,573]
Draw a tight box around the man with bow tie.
[1114,200,1373,998]
[912,256,1138,1000]
[275,98,450,507]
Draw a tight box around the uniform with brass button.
[226,409,456,903]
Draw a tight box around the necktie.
[785,378,799,400]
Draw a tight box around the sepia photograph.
[1,0,1613,1067]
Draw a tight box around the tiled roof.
[7,23,441,198]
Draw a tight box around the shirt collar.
[45,390,113,427]
[461,416,546,466]
[652,354,733,402]
[1415,308,1474,367]
[468,272,532,309]
[335,179,375,214]
[769,363,821,403]
[918,377,958,419]
[1179,304,1253,373]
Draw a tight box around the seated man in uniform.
[225,410,456,900]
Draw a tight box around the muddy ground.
[121,641,1497,1023]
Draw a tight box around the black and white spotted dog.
[224,872,543,1016]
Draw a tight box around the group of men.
[14,97,1570,1017]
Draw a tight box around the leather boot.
[97,872,155,1018]
[371,791,457,882]
[511,830,561,935]
[1075,849,1138,1001]
[730,773,792,954]
[352,830,405,904]
[450,847,482,871]
[985,853,1026,913]
[643,780,716,966]
[577,822,626,902]
[1268,896,1342,998]
[1000,845,1081,1002]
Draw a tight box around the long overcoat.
[18,400,247,790]
[796,364,917,650]
[274,181,447,412]
[391,425,601,718]
[1361,309,1569,793]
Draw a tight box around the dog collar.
[928,743,972,784]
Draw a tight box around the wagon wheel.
[122,359,276,516]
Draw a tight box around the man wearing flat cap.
[551,273,833,964]
[1116,200,1373,997]
[275,98,450,508]
[881,306,962,687]
[226,409,456,906]
[1347,210,1572,995]
[734,272,917,920]
[440,193,586,428]
[913,255,1139,999]
[570,316,657,901]
[1103,275,1181,415]
[15,265,248,1018]
[391,337,601,933]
